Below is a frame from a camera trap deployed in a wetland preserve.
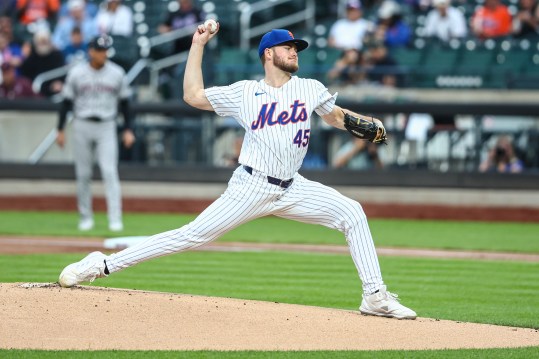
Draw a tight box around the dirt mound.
[1,283,538,351]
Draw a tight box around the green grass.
[2,251,538,329]
[2,347,539,358]
[2,210,538,357]
[0,211,538,253]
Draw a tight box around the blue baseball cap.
[258,29,309,58]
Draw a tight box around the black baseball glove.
[343,112,387,144]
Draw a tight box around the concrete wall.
[0,111,74,163]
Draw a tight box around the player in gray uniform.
[59,27,416,319]
[56,34,135,232]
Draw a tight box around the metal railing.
[139,24,199,58]
[28,57,152,164]
[27,22,195,164]
[31,63,74,95]
[240,0,316,51]
[147,52,189,92]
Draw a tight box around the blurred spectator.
[0,16,13,36]
[376,0,412,47]
[52,0,98,51]
[327,49,364,85]
[1,0,16,17]
[15,0,59,26]
[0,62,38,98]
[328,38,399,86]
[0,16,18,45]
[58,0,98,20]
[158,0,208,99]
[479,135,524,173]
[512,0,539,38]
[1,15,30,58]
[362,41,399,86]
[95,0,133,37]
[423,0,467,42]
[328,0,372,51]
[332,137,383,170]
[158,0,204,54]
[470,0,512,40]
[0,31,24,69]
[62,26,87,63]
[19,28,64,96]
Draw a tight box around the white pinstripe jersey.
[205,76,337,179]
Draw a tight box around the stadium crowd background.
[1,0,538,174]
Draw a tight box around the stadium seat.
[415,45,460,87]
[450,46,495,87]
[511,52,539,89]
[142,0,168,31]
[454,47,495,75]
[110,35,139,71]
[214,47,250,85]
[487,48,531,88]
[390,47,424,87]
[297,49,320,80]
[523,53,539,74]
[318,48,342,70]
[391,47,424,68]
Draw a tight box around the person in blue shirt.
[62,26,88,63]
[376,0,411,48]
[52,0,97,51]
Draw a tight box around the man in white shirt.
[424,0,467,42]
[328,0,372,51]
[95,0,133,37]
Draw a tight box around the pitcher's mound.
[1,283,538,351]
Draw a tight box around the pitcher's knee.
[180,226,219,246]
[344,201,368,229]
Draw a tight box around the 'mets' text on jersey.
[251,100,307,130]
[205,77,337,179]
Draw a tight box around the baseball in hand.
[204,19,218,34]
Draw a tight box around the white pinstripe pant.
[106,165,383,294]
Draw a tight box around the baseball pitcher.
[58,26,415,319]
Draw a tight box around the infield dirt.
[1,282,539,351]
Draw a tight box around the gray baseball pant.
[72,119,122,225]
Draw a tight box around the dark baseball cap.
[258,29,309,58]
[88,35,113,50]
